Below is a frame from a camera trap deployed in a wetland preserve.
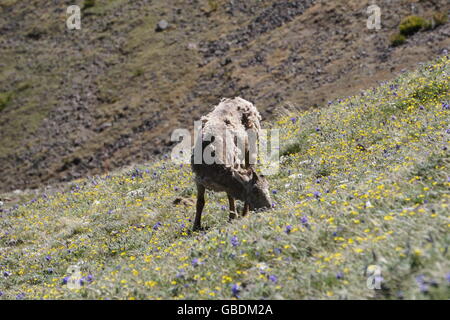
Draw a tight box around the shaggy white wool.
[199,97,261,170]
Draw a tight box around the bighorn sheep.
[191,97,271,231]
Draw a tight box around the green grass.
[0,56,449,300]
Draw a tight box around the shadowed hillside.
[0,0,449,193]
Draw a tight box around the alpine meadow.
[1,55,449,300]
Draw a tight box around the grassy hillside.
[1,0,449,192]
[0,55,449,300]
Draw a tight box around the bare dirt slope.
[0,0,449,192]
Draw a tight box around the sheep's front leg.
[193,184,206,231]
[242,202,250,217]
[227,194,237,221]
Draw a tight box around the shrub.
[133,68,144,77]
[83,0,95,10]
[208,0,219,12]
[432,12,448,28]
[390,33,406,47]
[0,91,12,112]
[399,15,430,36]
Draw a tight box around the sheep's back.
[191,97,262,193]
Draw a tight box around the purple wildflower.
[192,258,199,267]
[336,272,344,280]
[231,284,240,298]
[415,275,429,293]
[153,222,162,230]
[313,191,321,198]
[418,282,429,293]
[45,255,51,261]
[269,275,278,283]
[230,236,239,247]
[291,117,297,124]
[272,190,277,195]
[285,225,292,234]
[16,293,25,300]
[301,216,308,226]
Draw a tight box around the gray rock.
[155,20,169,32]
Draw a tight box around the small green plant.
[431,12,448,28]
[208,0,219,12]
[399,16,430,36]
[133,68,144,78]
[390,33,406,47]
[83,0,96,10]
[0,91,13,112]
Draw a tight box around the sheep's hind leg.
[193,184,206,232]
[227,194,237,222]
[242,202,250,217]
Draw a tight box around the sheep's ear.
[251,168,260,183]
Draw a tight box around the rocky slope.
[0,0,449,192]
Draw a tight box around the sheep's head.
[233,168,271,211]
[247,171,271,211]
